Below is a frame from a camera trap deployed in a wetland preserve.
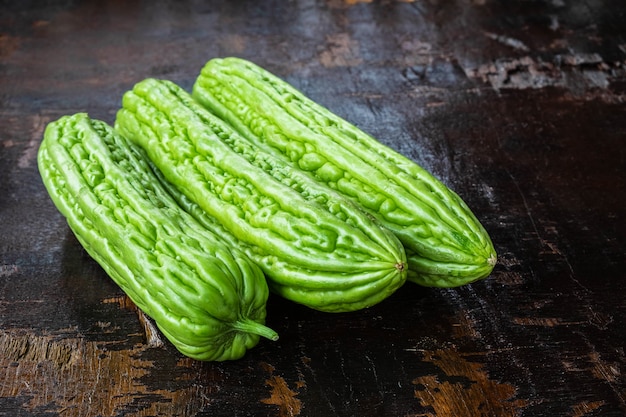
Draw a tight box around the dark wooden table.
[1,1,625,416]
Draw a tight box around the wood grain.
[1,0,625,416]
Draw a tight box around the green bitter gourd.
[192,57,497,287]
[37,113,278,361]
[115,78,407,313]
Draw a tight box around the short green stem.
[234,319,279,341]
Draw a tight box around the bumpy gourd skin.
[37,113,278,361]
[192,57,497,288]
[115,79,407,313]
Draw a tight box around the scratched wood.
[1,1,625,416]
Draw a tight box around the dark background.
[1,1,625,416]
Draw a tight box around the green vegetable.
[114,78,407,313]
[37,113,278,361]
[192,57,497,287]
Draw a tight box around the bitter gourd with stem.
[192,57,497,287]
[38,113,278,361]
[115,78,407,313]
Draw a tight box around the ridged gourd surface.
[115,79,407,313]
[37,113,277,361]
[192,57,497,288]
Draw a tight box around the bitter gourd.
[114,78,407,313]
[192,57,497,287]
[37,113,278,361]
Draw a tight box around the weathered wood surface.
[1,1,625,416]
